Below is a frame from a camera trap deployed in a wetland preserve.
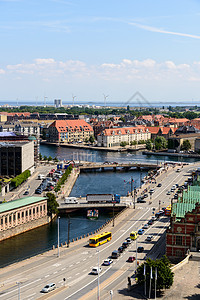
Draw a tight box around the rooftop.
[0,196,47,214]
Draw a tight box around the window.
[13,214,16,221]
[176,236,182,246]
[37,207,39,213]
[33,208,35,214]
[26,211,28,217]
[9,216,12,223]
[29,209,32,216]
[18,213,20,219]
[22,212,24,218]
[1,218,3,225]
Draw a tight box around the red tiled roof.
[50,120,93,133]
[101,126,149,136]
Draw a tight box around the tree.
[89,135,95,143]
[48,156,52,161]
[53,157,59,162]
[181,139,191,151]
[146,139,153,150]
[39,153,43,160]
[120,141,128,147]
[130,141,137,146]
[43,155,48,161]
[85,138,89,143]
[155,136,167,150]
[136,256,174,296]
[46,192,59,216]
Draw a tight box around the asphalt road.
[0,162,197,300]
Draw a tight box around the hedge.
[11,170,31,188]
[54,165,73,192]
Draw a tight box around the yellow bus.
[130,231,138,240]
[89,232,112,247]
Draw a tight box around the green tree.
[43,155,48,161]
[136,256,174,296]
[155,136,167,150]
[120,141,128,147]
[48,156,52,161]
[53,157,59,162]
[39,153,43,160]
[85,138,89,143]
[46,192,59,216]
[130,141,137,146]
[146,139,153,150]
[89,135,95,143]
[181,139,191,151]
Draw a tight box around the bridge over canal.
[78,162,161,171]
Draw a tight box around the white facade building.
[97,126,151,148]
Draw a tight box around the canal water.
[0,145,198,268]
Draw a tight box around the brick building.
[166,184,200,261]
[47,120,94,143]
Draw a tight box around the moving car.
[137,196,146,203]
[157,183,162,187]
[118,246,124,253]
[127,256,135,262]
[103,259,113,266]
[138,229,144,235]
[122,241,129,248]
[91,267,102,275]
[148,219,153,225]
[137,246,144,253]
[41,283,56,293]
[126,238,132,244]
[111,250,120,259]
[149,189,155,193]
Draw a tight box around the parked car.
[23,190,29,195]
[143,193,148,198]
[148,219,153,225]
[41,283,56,293]
[143,224,149,229]
[167,191,171,195]
[91,267,102,275]
[137,246,144,253]
[127,256,135,262]
[157,183,162,187]
[149,189,155,193]
[146,235,153,241]
[138,229,144,235]
[103,259,113,266]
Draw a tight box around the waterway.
[0,145,199,268]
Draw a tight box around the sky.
[1,0,200,105]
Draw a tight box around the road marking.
[83,258,86,261]
[83,269,87,272]
[89,255,92,258]
[76,261,80,264]
[26,293,36,298]
[75,273,80,276]
[45,275,50,278]
[67,276,72,279]
[0,278,42,298]
[53,263,61,267]
[53,271,58,274]
[61,268,66,271]
[69,264,73,267]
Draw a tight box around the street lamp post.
[16,282,20,300]
[112,203,115,227]
[57,216,60,257]
[97,250,100,300]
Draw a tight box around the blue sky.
[1,0,200,104]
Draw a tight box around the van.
[64,197,78,204]
[111,250,120,259]
[38,174,45,180]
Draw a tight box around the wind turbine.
[72,94,76,106]
[103,94,109,106]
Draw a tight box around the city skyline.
[1,0,200,103]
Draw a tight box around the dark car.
[137,246,144,253]
[148,219,153,225]
[157,183,162,187]
[35,189,42,194]
[143,193,148,198]
[155,212,161,219]
[23,190,29,195]
[122,241,129,249]
[118,246,124,253]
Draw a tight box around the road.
[0,162,197,300]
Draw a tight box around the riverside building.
[0,196,48,242]
[97,126,151,148]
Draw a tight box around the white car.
[143,224,149,229]
[41,283,56,293]
[103,259,113,266]
[91,267,102,275]
[146,235,153,241]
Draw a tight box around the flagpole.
[149,266,152,299]
[144,263,146,297]
[155,267,157,300]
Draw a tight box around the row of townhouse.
[97,126,151,148]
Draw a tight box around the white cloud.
[129,22,200,40]
[0,69,5,74]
